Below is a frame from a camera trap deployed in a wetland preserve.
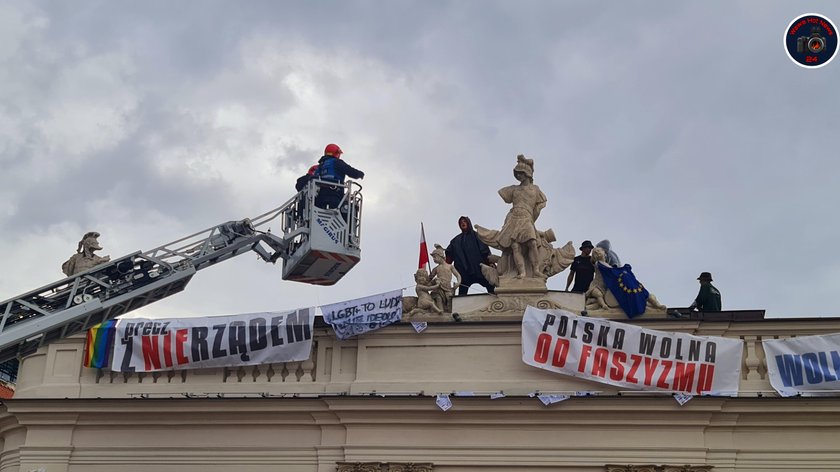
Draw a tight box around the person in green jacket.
[690,272,721,311]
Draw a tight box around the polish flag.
[418,223,430,271]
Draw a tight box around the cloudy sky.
[1,0,838,319]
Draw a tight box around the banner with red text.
[111,309,314,372]
[522,306,742,395]
[764,333,840,397]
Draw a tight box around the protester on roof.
[445,216,495,295]
[690,272,722,311]
[596,239,621,267]
[566,240,595,293]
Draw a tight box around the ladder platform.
[280,181,363,286]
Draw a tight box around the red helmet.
[307,165,318,175]
[324,143,343,156]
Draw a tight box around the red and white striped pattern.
[418,223,429,272]
[286,250,360,286]
[311,250,360,265]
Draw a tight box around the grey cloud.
[2,1,839,318]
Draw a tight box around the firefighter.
[313,143,364,209]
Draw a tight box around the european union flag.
[597,264,649,318]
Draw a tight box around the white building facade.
[2,313,839,472]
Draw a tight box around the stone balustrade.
[13,315,840,400]
[606,466,713,472]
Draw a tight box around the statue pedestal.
[446,290,584,321]
[493,276,547,295]
[402,291,669,323]
[403,290,585,322]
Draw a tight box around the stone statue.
[535,229,576,278]
[61,232,111,277]
[475,155,577,293]
[475,155,546,280]
[585,247,666,314]
[429,244,460,312]
[585,249,611,311]
[480,229,575,287]
[410,269,443,316]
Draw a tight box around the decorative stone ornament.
[605,465,713,472]
[336,463,434,472]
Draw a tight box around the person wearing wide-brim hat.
[690,272,721,311]
[566,240,595,293]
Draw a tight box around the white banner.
[321,290,403,340]
[112,309,314,372]
[522,306,742,395]
[764,333,840,396]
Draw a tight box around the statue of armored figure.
[61,232,111,277]
[475,155,575,290]
[429,244,461,312]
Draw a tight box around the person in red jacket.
[295,164,319,192]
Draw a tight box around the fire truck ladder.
[0,180,362,362]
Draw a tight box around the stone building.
[2,156,836,471]
[1,304,839,472]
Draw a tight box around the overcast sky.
[1,1,838,319]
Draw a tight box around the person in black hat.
[566,240,595,293]
[690,272,721,311]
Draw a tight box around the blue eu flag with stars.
[597,264,649,318]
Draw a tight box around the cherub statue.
[429,244,461,312]
[410,269,443,316]
[61,231,111,277]
[585,248,611,311]
[585,247,666,314]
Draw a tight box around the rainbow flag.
[83,320,117,368]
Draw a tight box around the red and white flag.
[418,223,430,271]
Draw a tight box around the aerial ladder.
[0,179,362,363]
